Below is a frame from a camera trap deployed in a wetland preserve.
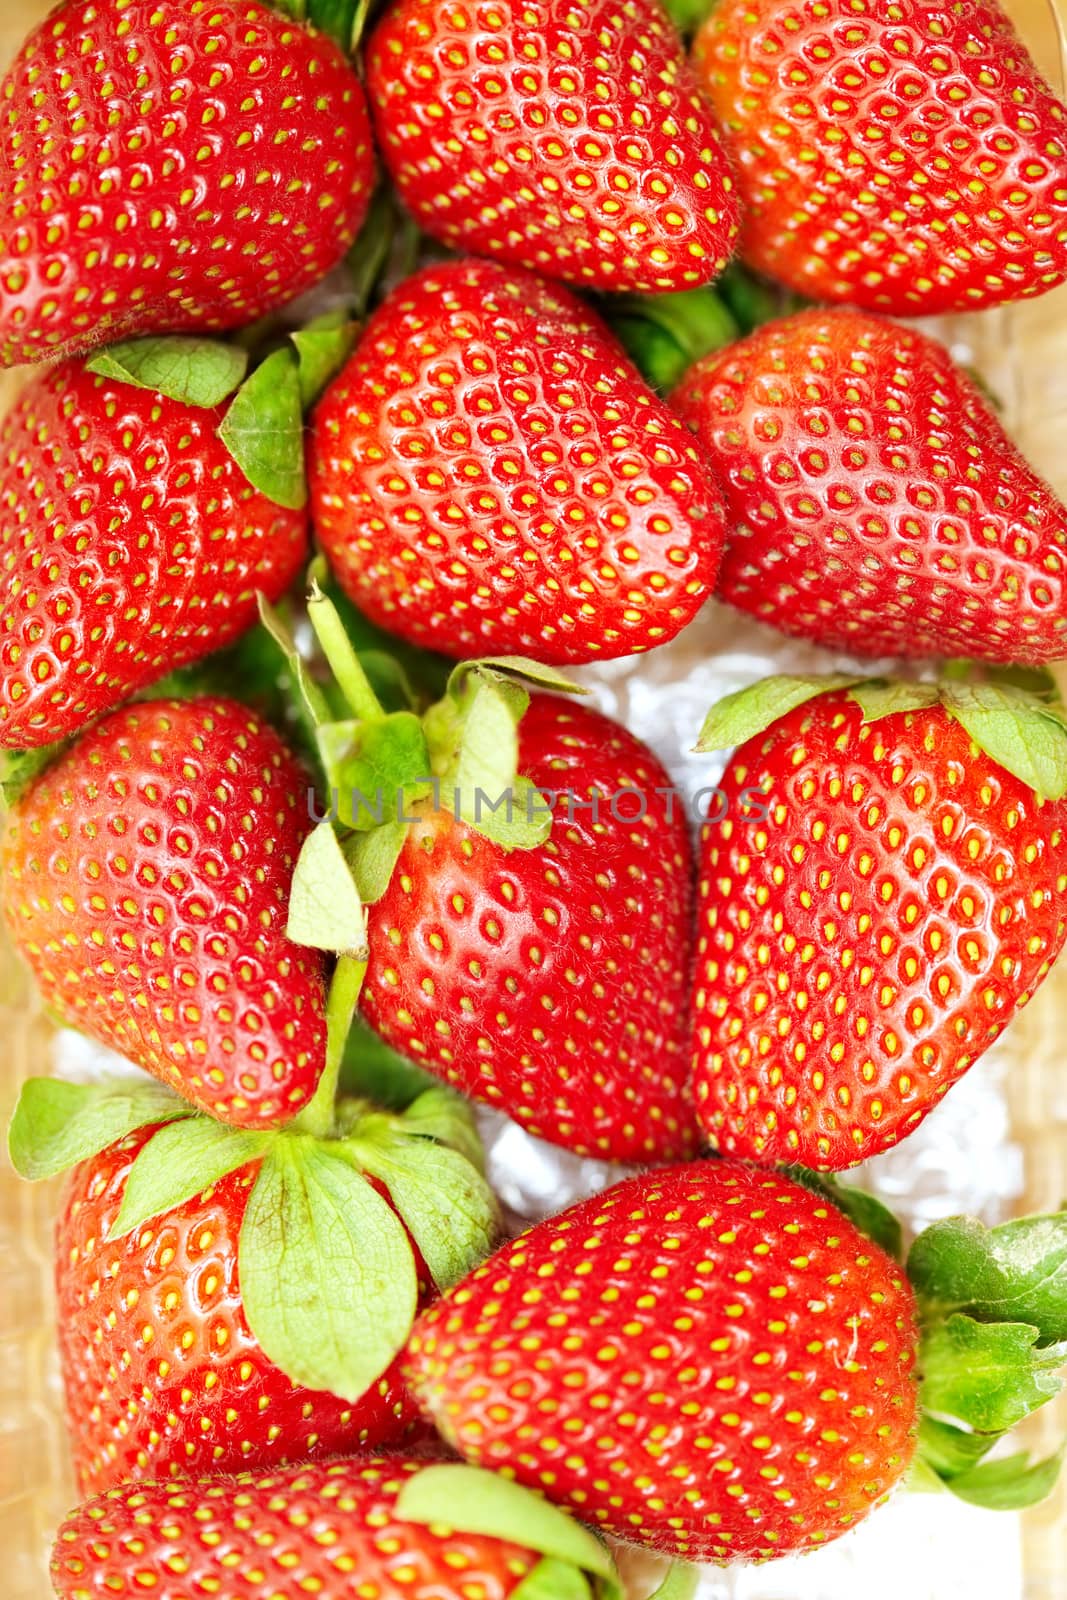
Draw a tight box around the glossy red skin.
[312,259,724,665]
[0,0,374,367]
[692,694,1067,1169]
[406,1161,919,1562]
[52,1455,539,1599]
[671,310,1067,664]
[365,0,739,294]
[1,698,327,1127]
[0,360,308,747]
[57,1130,427,1499]
[694,0,1067,315]
[361,694,699,1161]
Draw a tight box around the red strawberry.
[405,1161,920,1562]
[693,0,1067,314]
[311,258,724,665]
[0,356,307,747]
[0,0,374,367]
[360,691,699,1161]
[690,678,1067,1169]
[1,696,327,1126]
[670,310,1067,665]
[52,1455,618,1599]
[365,0,739,294]
[57,1125,422,1496]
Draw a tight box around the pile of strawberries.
[2,0,1067,1594]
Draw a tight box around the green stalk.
[308,583,386,723]
[293,950,368,1138]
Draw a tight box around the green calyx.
[271,0,377,52]
[907,1209,1067,1509]
[695,669,1067,801]
[8,1074,496,1405]
[262,582,589,1004]
[603,287,738,393]
[393,1465,623,1600]
[84,312,356,511]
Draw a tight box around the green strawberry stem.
[308,580,387,723]
[294,949,369,1138]
[647,1564,700,1600]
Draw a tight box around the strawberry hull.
[0,0,375,366]
[405,1161,919,1562]
[691,693,1067,1168]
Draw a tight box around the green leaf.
[947,1445,1066,1510]
[916,1416,996,1480]
[647,1565,701,1600]
[346,185,399,318]
[344,820,410,904]
[908,1212,1067,1343]
[920,1314,1067,1432]
[8,1077,192,1182]
[848,681,941,722]
[291,309,356,410]
[287,822,367,955]
[320,712,432,830]
[339,1019,438,1109]
[307,0,362,49]
[451,657,587,698]
[256,594,332,741]
[239,1139,418,1400]
[400,1086,485,1172]
[461,774,555,851]
[512,1561,592,1600]
[0,739,66,809]
[109,1119,273,1239]
[784,1167,902,1261]
[939,681,1067,800]
[87,335,249,408]
[607,288,738,393]
[695,673,866,753]
[393,1466,622,1600]
[346,1132,497,1290]
[218,347,307,510]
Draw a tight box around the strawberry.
[0,351,308,748]
[406,1161,1067,1561]
[11,1025,498,1492]
[51,1455,625,1599]
[359,690,698,1161]
[0,0,375,367]
[690,675,1067,1169]
[693,0,1067,315]
[260,592,700,1161]
[310,258,725,665]
[670,309,1067,665]
[365,0,739,294]
[1,696,328,1126]
[55,1124,421,1495]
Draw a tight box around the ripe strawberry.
[670,309,1067,665]
[311,258,724,665]
[1,696,327,1126]
[0,356,307,747]
[57,1125,421,1496]
[52,1455,620,1599]
[406,1160,920,1562]
[690,678,1067,1169]
[360,691,698,1161]
[693,0,1067,315]
[0,0,374,367]
[365,0,739,294]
